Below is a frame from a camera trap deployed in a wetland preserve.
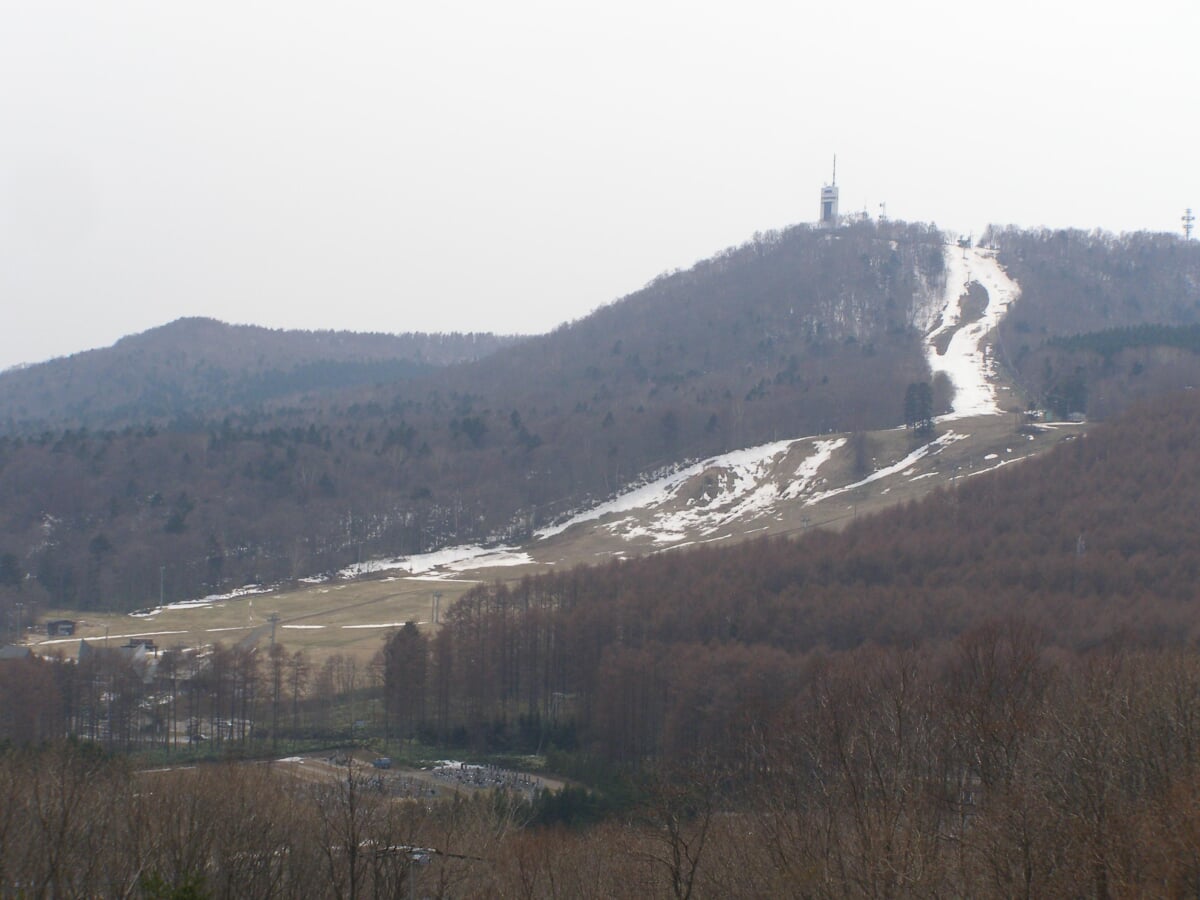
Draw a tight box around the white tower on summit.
[820,155,839,227]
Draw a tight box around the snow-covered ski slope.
[318,237,1028,575]
[923,243,1021,419]
[527,239,1025,547]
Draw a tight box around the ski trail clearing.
[926,243,1021,419]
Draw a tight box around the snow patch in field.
[342,622,423,630]
[537,436,843,545]
[281,624,325,630]
[339,546,533,579]
[807,431,967,505]
[38,629,190,647]
[129,584,273,618]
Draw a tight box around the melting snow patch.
[807,432,967,505]
[925,245,1022,420]
[340,545,531,579]
[129,584,273,618]
[540,435,845,547]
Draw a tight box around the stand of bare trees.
[7,629,1200,896]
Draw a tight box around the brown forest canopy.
[419,389,1200,760]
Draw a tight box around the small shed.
[46,619,76,637]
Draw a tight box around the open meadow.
[36,574,487,664]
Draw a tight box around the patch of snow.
[38,629,190,647]
[807,431,967,505]
[538,436,843,547]
[340,544,531,579]
[281,624,325,630]
[128,583,274,618]
[341,622,424,629]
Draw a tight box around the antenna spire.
[832,154,837,187]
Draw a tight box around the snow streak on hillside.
[925,244,1021,419]
[536,438,845,545]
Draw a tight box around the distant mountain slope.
[6,222,1199,614]
[0,318,521,432]
[0,220,948,610]
[987,227,1200,418]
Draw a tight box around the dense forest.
[989,226,1200,418]
[7,390,1200,895]
[0,220,944,610]
[6,642,1200,897]
[0,320,520,432]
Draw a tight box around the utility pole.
[1184,208,1195,241]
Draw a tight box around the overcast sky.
[2,0,1197,370]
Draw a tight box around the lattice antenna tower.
[1185,208,1195,241]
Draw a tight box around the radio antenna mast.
[1184,208,1195,241]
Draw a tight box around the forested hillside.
[0,318,519,432]
[8,391,1200,896]
[419,389,1200,761]
[989,227,1200,417]
[6,222,1199,614]
[0,220,945,610]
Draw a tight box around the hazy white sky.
[2,0,1197,370]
